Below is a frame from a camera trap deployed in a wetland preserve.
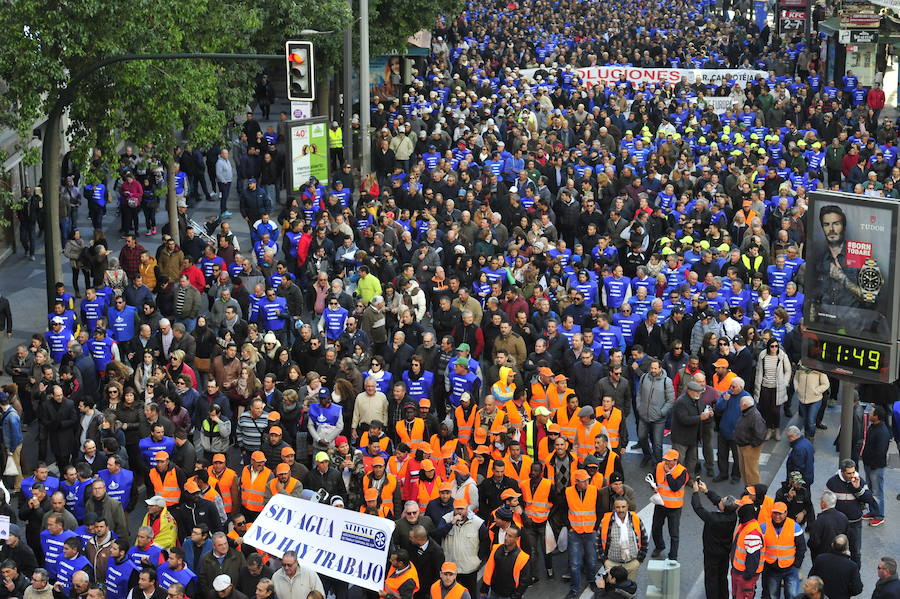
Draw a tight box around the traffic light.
[285,40,316,102]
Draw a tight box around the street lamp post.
[360,0,371,176]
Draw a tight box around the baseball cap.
[713,358,730,368]
[251,451,266,462]
[771,502,788,514]
[554,374,568,382]
[420,459,435,471]
[145,495,166,507]
[276,463,291,475]
[441,562,458,573]
[582,455,601,468]
[686,381,704,392]
[51,316,65,324]
[454,357,469,367]
[452,461,469,475]
[608,472,624,484]
[154,451,169,461]
[267,411,281,421]
[573,470,590,482]
[439,481,454,492]
[213,576,232,592]
[547,423,561,433]
[500,488,521,499]
[269,426,282,435]
[534,406,551,417]
[663,449,680,461]
[371,456,386,466]
[474,445,491,455]
[212,453,226,463]
[281,446,296,457]
[419,398,431,408]
[538,367,554,377]
[364,488,379,501]
[456,343,471,352]
[453,497,469,508]
[315,451,330,463]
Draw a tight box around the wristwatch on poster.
[857,258,884,304]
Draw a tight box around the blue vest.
[321,307,349,340]
[57,555,90,594]
[87,336,115,372]
[258,297,287,331]
[127,543,164,568]
[402,371,434,402]
[603,276,631,308]
[765,266,792,296]
[593,326,625,353]
[21,475,59,500]
[80,299,106,332]
[98,468,135,507]
[85,183,107,207]
[157,563,197,590]
[139,436,175,469]
[44,330,73,363]
[60,479,91,521]
[107,305,137,342]
[39,529,78,576]
[106,558,139,599]
[448,370,479,408]
[309,403,342,428]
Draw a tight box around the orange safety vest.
[594,451,620,484]
[547,386,575,413]
[455,405,478,446]
[149,468,180,506]
[384,564,419,599]
[537,436,553,463]
[363,473,399,517]
[208,466,237,514]
[761,518,798,568]
[267,477,299,497]
[359,504,393,518]
[713,371,736,393]
[545,451,578,486]
[483,544,529,587]
[417,478,441,510]
[387,455,409,480]
[596,407,622,450]
[757,495,775,527]
[501,455,533,483]
[228,526,269,563]
[732,521,764,573]
[529,382,550,410]
[502,401,532,432]
[240,466,272,512]
[521,478,552,523]
[429,581,466,599]
[396,419,426,445]
[359,432,392,453]
[599,512,642,552]
[565,485,598,533]
[554,408,580,443]
[655,462,687,508]
[575,420,604,462]
[202,486,221,505]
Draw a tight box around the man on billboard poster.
[810,204,887,338]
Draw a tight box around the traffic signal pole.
[360,0,371,175]
[41,52,282,311]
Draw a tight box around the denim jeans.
[218,181,232,213]
[638,418,665,463]
[762,566,799,599]
[798,401,821,439]
[567,530,598,593]
[864,465,885,518]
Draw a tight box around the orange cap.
[475,445,491,455]
[440,562,458,574]
[417,441,432,453]
[276,463,291,475]
[281,446,296,457]
[154,451,169,460]
[364,488,379,501]
[251,451,266,462]
[538,367,554,377]
[500,488,521,499]
[554,374,568,382]
[452,461,469,474]
[663,449,680,461]
[267,411,281,421]
[474,427,488,443]
[269,426,283,435]
[419,398,431,408]
[439,481,454,492]
[736,496,755,507]
[420,459,435,471]
[453,497,469,508]
[771,501,788,513]
[184,479,200,494]
[212,453,226,463]
[573,469,590,482]
[547,423,561,433]
[713,358,730,368]
[441,440,458,459]
[371,456,386,466]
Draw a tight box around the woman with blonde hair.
[232,365,262,419]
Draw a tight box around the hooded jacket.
[636,371,674,423]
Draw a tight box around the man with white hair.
[734,393,767,486]
[806,491,849,561]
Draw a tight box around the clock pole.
[838,382,855,461]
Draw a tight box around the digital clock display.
[806,340,884,372]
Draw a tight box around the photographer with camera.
[593,564,636,599]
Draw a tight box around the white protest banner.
[244,494,395,591]
[574,66,768,87]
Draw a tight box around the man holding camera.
[593,564,637,598]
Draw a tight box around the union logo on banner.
[845,239,873,268]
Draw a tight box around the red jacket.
[868,88,886,111]
[180,264,206,292]
[296,233,312,268]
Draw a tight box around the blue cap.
[318,388,330,399]
[247,178,257,184]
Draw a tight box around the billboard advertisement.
[288,118,329,191]
[803,191,900,382]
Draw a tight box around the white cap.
[51,316,65,324]
[145,495,166,507]
[212,576,232,592]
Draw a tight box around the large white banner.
[244,495,395,591]
[520,66,767,87]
